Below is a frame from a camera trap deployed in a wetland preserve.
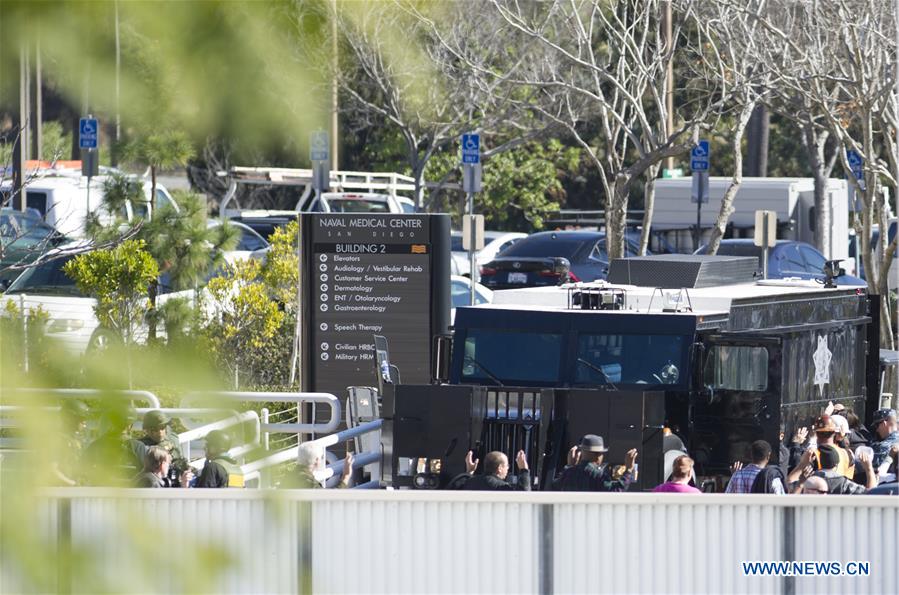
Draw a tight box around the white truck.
[217,166,419,218]
[0,163,179,238]
[652,177,850,265]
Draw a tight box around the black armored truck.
[380,255,883,491]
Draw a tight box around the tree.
[690,0,780,254]
[118,130,194,212]
[62,239,158,346]
[752,0,897,348]
[475,0,719,258]
[322,1,539,208]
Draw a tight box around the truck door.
[691,334,783,475]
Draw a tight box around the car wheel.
[87,327,121,353]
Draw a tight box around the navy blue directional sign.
[691,140,710,171]
[79,117,98,150]
[461,133,480,164]
[846,149,863,180]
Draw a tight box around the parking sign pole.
[468,188,476,306]
[695,173,702,252]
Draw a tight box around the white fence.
[2,490,896,595]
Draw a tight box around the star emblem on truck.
[812,335,832,396]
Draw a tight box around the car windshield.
[462,329,563,385]
[501,235,590,260]
[237,226,269,252]
[451,234,464,251]
[327,199,390,213]
[5,253,83,296]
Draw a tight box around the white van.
[1,167,178,238]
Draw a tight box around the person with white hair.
[293,442,353,489]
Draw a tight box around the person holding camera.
[135,446,192,488]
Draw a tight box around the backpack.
[750,465,786,493]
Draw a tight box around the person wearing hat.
[196,430,244,488]
[139,410,189,487]
[870,408,899,470]
[551,434,637,492]
[811,444,875,495]
[790,415,854,483]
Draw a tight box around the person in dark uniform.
[82,404,148,486]
[196,430,244,488]
[139,410,190,486]
[459,449,531,491]
[551,434,637,492]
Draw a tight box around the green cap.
[143,410,171,430]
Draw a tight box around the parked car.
[1,208,67,287]
[450,275,493,324]
[450,230,528,276]
[207,219,270,264]
[226,211,297,241]
[694,239,866,286]
[479,230,644,289]
[2,242,219,353]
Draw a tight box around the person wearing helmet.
[139,410,190,487]
[196,430,244,488]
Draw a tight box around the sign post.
[846,149,865,213]
[311,130,330,194]
[690,140,710,251]
[461,133,482,305]
[79,116,99,212]
[753,210,777,279]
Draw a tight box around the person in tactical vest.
[140,410,190,487]
[196,430,244,488]
[551,434,637,492]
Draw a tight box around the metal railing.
[241,419,383,488]
[3,388,161,409]
[180,391,341,434]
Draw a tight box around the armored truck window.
[462,330,562,384]
[576,333,685,386]
[703,345,768,391]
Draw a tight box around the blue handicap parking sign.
[461,133,480,164]
[79,118,98,150]
[691,140,709,171]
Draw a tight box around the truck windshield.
[327,199,390,213]
[576,333,687,386]
[462,329,563,385]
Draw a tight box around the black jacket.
[461,471,531,491]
